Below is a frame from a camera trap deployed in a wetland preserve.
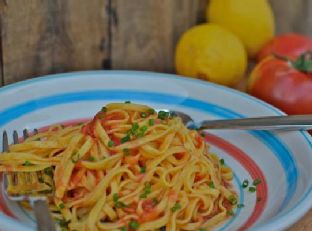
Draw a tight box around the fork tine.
[13,131,18,144]
[23,129,29,140]
[2,131,9,152]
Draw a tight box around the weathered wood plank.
[110,0,205,73]
[1,0,110,85]
[270,0,312,36]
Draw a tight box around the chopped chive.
[148,119,155,126]
[115,201,127,208]
[158,111,169,120]
[227,210,234,216]
[242,179,249,188]
[113,193,119,202]
[123,148,130,156]
[108,140,115,147]
[125,101,131,104]
[131,123,139,133]
[129,220,139,229]
[140,166,146,173]
[148,108,155,114]
[57,219,70,228]
[220,159,225,165]
[228,195,237,205]
[171,202,181,212]
[23,160,33,166]
[199,228,207,231]
[44,167,53,177]
[121,134,130,143]
[140,125,148,132]
[59,203,65,209]
[237,203,245,208]
[88,156,96,162]
[200,132,205,137]
[208,181,215,189]
[253,178,261,186]
[140,182,152,198]
[120,227,128,231]
[140,112,147,118]
[139,193,147,199]
[248,186,256,193]
[101,106,107,112]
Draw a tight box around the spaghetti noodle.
[0,102,237,231]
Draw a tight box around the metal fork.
[2,130,56,231]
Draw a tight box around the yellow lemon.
[207,0,275,58]
[175,23,247,86]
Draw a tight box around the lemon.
[175,23,247,86]
[207,0,275,58]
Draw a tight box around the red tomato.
[248,55,312,115]
[257,33,312,61]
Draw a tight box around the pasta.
[0,102,237,231]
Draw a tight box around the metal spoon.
[169,111,312,131]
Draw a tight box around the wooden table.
[1,0,312,229]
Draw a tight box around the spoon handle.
[192,115,312,131]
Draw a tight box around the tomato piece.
[174,152,185,160]
[142,199,156,212]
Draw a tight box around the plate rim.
[0,70,312,231]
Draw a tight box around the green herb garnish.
[228,195,237,205]
[88,156,96,162]
[220,159,225,165]
[101,107,107,112]
[237,203,245,208]
[121,134,130,143]
[125,101,131,104]
[59,203,65,209]
[171,202,181,212]
[140,182,152,198]
[148,119,155,126]
[44,167,53,177]
[242,179,249,188]
[108,140,115,147]
[253,178,261,186]
[227,210,234,216]
[23,160,33,166]
[208,181,215,189]
[140,166,146,173]
[158,111,169,120]
[129,220,139,229]
[131,123,139,134]
[248,186,256,193]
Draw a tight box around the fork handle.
[32,199,56,231]
[192,115,312,131]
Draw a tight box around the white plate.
[0,71,312,231]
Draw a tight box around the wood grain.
[0,0,109,84]
[270,0,312,35]
[110,0,205,73]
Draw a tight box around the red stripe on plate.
[204,132,268,230]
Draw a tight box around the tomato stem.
[292,51,312,73]
[274,51,312,74]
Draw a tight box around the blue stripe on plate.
[0,90,297,212]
